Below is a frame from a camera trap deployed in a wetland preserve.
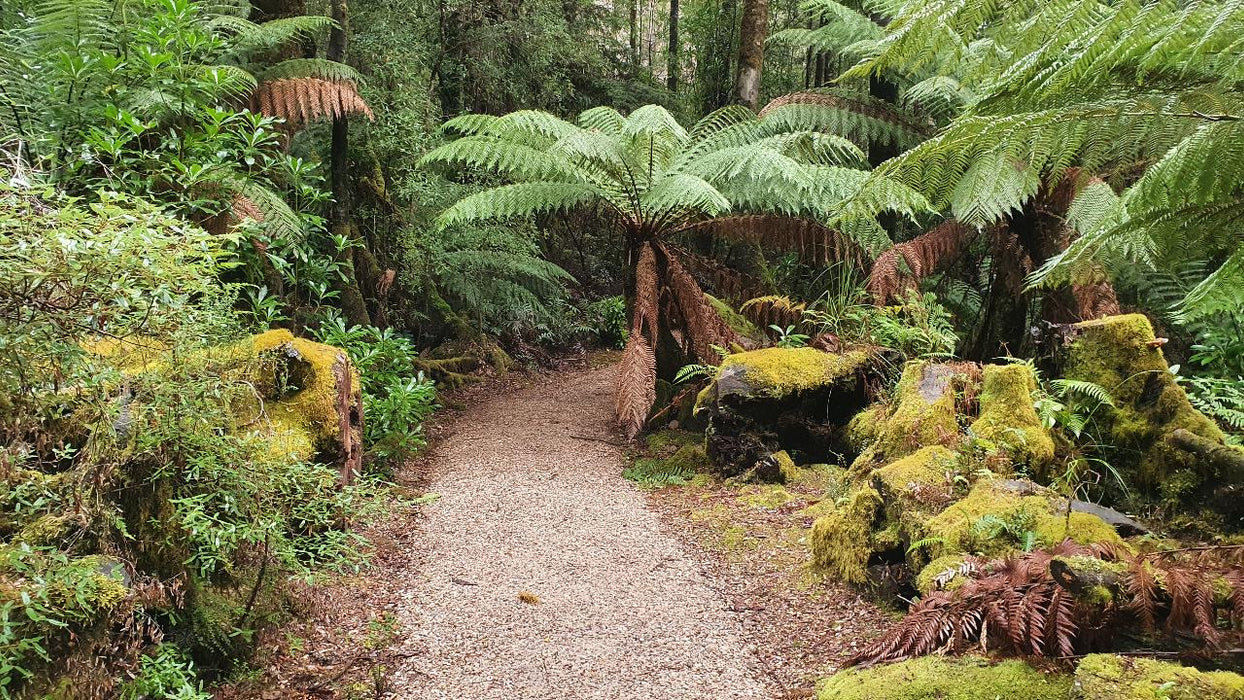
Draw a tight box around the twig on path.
[568,433,624,447]
[450,576,478,586]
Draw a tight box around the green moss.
[14,514,74,546]
[970,364,1055,470]
[852,362,965,475]
[872,446,957,511]
[846,403,887,454]
[737,485,797,509]
[667,444,711,473]
[712,347,869,400]
[923,480,1123,559]
[817,655,1073,700]
[914,554,970,594]
[809,486,882,584]
[706,294,763,340]
[1067,315,1226,493]
[645,429,702,453]
[1074,654,1244,700]
[771,450,802,483]
[237,330,357,463]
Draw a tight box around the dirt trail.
[388,366,774,699]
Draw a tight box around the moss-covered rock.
[233,330,364,483]
[809,485,883,584]
[697,347,870,408]
[851,362,969,475]
[1065,315,1236,498]
[818,655,1073,700]
[914,554,971,594]
[922,479,1124,560]
[970,364,1055,471]
[872,446,959,515]
[1074,654,1244,700]
[846,403,887,454]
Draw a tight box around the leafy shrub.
[120,646,210,700]
[586,296,628,349]
[0,178,387,693]
[313,315,438,467]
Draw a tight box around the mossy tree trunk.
[735,0,768,110]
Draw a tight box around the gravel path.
[390,366,775,699]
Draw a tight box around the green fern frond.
[1050,379,1115,407]
[258,58,363,85]
[434,182,607,230]
[229,16,336,54]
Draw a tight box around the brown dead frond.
[615,333,657,439]
[254,77,375,129]
[848,542,1244,668]
[666,244,767,304]
[632,242,659,342]
[662,244,740,361]
[677,215,867,268]
[867,220,976,304]
[740,295,805,330]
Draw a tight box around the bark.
[735,0,768,110]
[327,0,372,327]
[630,0,640,73]
[667,0,680,91]
[436,1,464,118]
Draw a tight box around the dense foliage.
[2,0,1243,695]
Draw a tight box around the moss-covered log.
[696,347,882,477]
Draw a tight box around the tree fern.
[425,102,929,433]
[842,0,1244,318]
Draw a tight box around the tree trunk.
[437,1,464,118]
[667,0,680,91]
[735,0,768,110]
[327,0,372,328]
[629,0,640,74]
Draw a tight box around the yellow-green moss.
[923,480,1123,559]
[14,513,75,546]
[771,450,802,483]
[818,655,1073,700]
[1067,315,1226,491]
[851,362,965,474]
[873,446,957,508]
[1074,654,1244,700]
[914,554,970,594]
[718,347,869,399]
[236,330,356,463]
[738,485,797,509]
[809,486,882,584]
[846,403,887,454]
[970,364,1055,470]
[706,294,763,340]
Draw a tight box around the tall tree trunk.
[667,0,679,91]
[327,0,371,328]
[437,1,463,118]
[735,0,768,109]
[629,4,639,72]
